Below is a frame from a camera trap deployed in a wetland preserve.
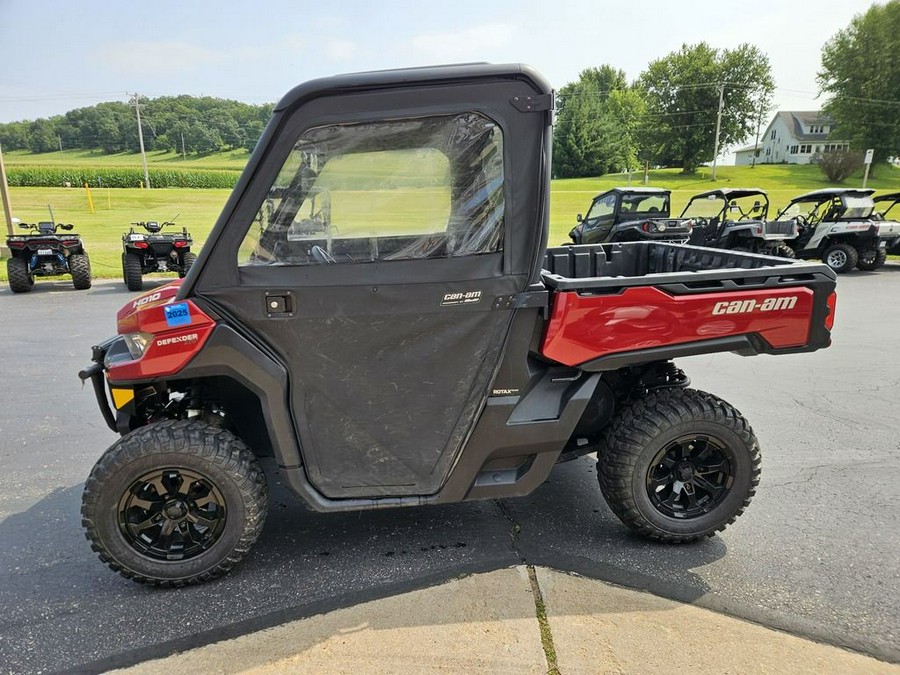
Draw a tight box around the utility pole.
[0,142,14,239]
[130,93,151,189]
[711,83,725,181]
[751,96,764,169]
[57,135,63,152]
[181,132,186,160]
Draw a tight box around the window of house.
[238,112,505,266]
[771,130,776,139]
[790,145,799,154]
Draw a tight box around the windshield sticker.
[164,302,192,327]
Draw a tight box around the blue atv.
[5,220,92,293]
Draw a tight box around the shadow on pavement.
[0,458,722,674]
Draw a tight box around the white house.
[734,143,762,166]
[755,111,849,165]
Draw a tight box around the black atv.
[570,187,693,244]
[685,189,797,257]
[5,220,91,293]
[122,219,196,292]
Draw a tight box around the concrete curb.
[112,566,898,674]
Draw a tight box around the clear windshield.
[842,195,874,219]
[620,193,669,217]
[682,196,724,219]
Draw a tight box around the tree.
[637,43,774,173]
[553,66,645,178]
[818,1,900,165]
[813,149,865,183]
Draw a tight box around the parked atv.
[122,219,195,292]
[774,188,885,273]
[5,220,91,293]
[684,188,797,257]
[873,192,900,258]
[570,187,693,244]
[79,64,837,586]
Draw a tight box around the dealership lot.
[0,269,898,673]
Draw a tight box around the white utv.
[775,188,886,272]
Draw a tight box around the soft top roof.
[594,187,670,199]
[874,192,900,202]
[689,188,767,200]
[791,188,876,201]
[274,63,552,114]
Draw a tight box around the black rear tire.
[822,242,858,273]
[81,420,268,586]
[856,248,887,271]
[70,253,92,289]
[770,243,796,259]
[180,251,197,278]
[597,388,761,543]
[7,257,33,293]
[123,252,143,291]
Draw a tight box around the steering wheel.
[793,214,808,228]
[310,244,336,265]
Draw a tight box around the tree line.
[0,2,896,175]
[555,1,898,178]
[0,96,274,155]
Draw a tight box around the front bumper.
[78,336,128,433]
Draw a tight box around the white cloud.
[93,41,221,75]
[410,23,516,63]
[326,39,358,62]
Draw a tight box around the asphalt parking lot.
[0,268,898,673]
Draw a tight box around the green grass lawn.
[2,162,898,282]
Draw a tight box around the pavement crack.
[494,499,524,563]
[527,565,561,675]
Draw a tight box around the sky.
[0,0,880,146]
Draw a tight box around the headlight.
[122,333,152,359]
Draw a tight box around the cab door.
[189,65,552,499]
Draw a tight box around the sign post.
[862,148,874,188]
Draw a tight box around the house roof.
[734,144,761,154]
[763,110,844,143]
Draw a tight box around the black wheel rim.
[117,468,227,561]
[646,435,733,519]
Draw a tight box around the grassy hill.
[2,161,898,282]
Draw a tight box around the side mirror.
[60,224,74,230]
[576,214,583,223]
[19,224,29,229]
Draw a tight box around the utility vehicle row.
[570,187,900,273]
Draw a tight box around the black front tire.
[179,251,197,278]
[123,252,144,291]
[598,388,761,543]
[856,248,887,271]
[822,243,858,273]
[81,420,268,586]
[70,253,92,289]
[7,257,33,293]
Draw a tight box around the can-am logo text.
[712,296,798,315]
